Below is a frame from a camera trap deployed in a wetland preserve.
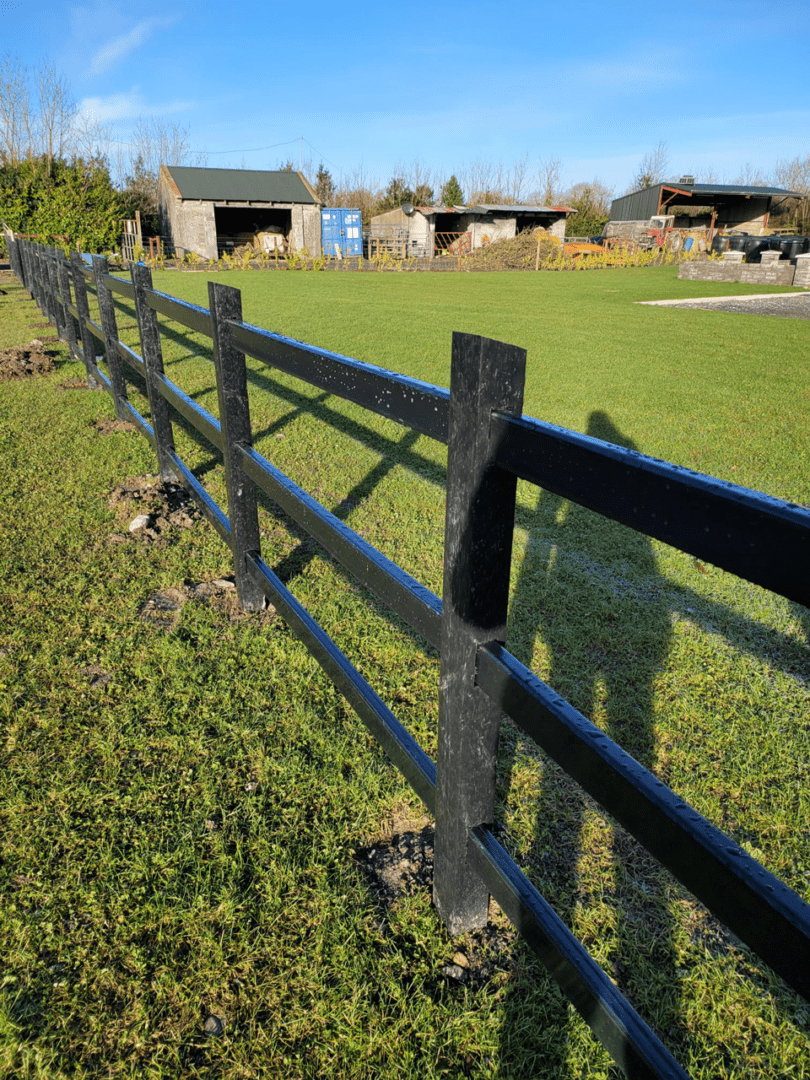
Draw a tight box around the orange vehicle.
[563,241,605,258]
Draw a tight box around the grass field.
[1,264,808,1079]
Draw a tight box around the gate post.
[70,252,99,388]
[131,261,179,483]
[433,331,526,935]
[209,281,265,612]
[92,255,130,421]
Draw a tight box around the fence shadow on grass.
[498,410,683,1070]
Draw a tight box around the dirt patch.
[0,340,58,381]
[139,578,276,632]
[77,663,112,688]
[108,475,203,545]
[60,376,90,390]
[31,320,52,328]
[352,814,518,987]
[139,586,192,632]
[93,416,136,433]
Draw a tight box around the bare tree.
[631,140,669,191]
[699,165,719,184]
[0,53,32,165]
[460,158,504,204]
[772,153,810,231]
[131,117,204,176]
[333,164,381,224]
[735,160,768,186]
[501,153,529,204]
[122,117,208,212]
[534,156,563,205]
[773,153,810,193]
[405,158,436,204]
[36,61,76,172]
[72,110,113,163]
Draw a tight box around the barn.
[157,166,322,260]
[607,179,804,237]
[368,203,575,258]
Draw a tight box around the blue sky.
[2,0,808,196]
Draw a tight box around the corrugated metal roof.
[681,182,803,198]
[408,204,574,216]
[470,204,575,214]
[165,166,316,203]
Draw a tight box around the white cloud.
[89,17,169,75]
[569,50,691,91]
[78,87,191,123]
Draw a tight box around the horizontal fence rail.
[9,234,810,1080]
[490,412,810,607]
[230,321,450,442]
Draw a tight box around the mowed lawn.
[1,263,808,1079]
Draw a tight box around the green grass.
[1,265,808,1079]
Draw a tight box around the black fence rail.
[9,235,810,1080]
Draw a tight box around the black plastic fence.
[9,236,810,1079]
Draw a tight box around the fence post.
[13,239,23,285]
[7,233,21,283]
[19,241,31,298]
[16,239,28,292]
[70,252,99,389]
[46,247,64,334]
[433,331,526,935]
[32,244,47,318]
[56,254,79,358]
[208,281,265,612]
[92,255,130,421]
[29,243,43,311]
[131,261,179,484]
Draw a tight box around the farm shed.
[368,203,575,257]
[607,179,804,237]
[157,165,321,260]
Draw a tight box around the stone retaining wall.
[794,254,810,288]
[678,260,745,283]
[678,251,805,287]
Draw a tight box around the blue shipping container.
[321,209,362,257]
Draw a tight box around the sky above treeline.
[2,0,808,196]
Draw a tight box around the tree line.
[1,55,807,255]
[0,53,207,253]
[312,142,809,234]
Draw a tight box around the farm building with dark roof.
[608,179,804,236]
[368,203,576,258]
[157,165,322,260]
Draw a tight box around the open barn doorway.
[214,206,292,257]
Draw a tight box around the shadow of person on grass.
[496,410,683,1075]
